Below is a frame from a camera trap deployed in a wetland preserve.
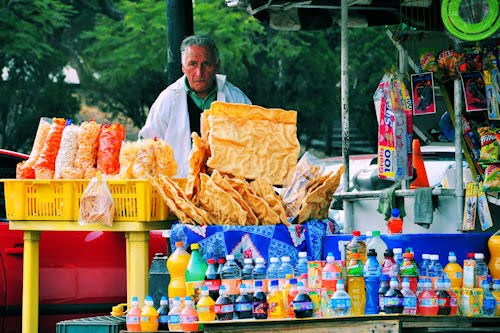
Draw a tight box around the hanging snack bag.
[33,117,66,179]
[437,49,459,81]
[419,48,439,73]
[16,117,51,179]
[55,122,80,179]
[483,164,500,192]
[478,127,499,163]
[79,172,115,227]
[97,123,126,176]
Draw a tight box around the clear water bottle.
[253,258,267,284]
[295,252,308,277]
[428,254,443,290]
[267,257,280,290]
[331,279,351,316]
[242,258,254,294]
[475,253,489,288]
[419,254,431,278]
[393,248,403,268]
[366,230,387,264]
[279,256,295,289]
[482,280,496,317]
[221,254,242,302]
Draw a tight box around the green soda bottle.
[185,243,207,303]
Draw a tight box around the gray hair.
[180,35,220,64]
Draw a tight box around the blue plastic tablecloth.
[170,219,340,266]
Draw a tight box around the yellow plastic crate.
[2,179,180,222]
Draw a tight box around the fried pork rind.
[119,141,140,179]
[226,177,279,225]
[73,120,101,178]
[199,173,247,226]
[203,102,300,185]
[249,178,289,225]
[298,166,344,223]
[211,170,259,226]
[151,175,210,225]
[185,133,208,203]
[79,173,115,227]
[133,139,155,178]
[153,139,177,177]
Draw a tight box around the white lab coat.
[139,74,251,177]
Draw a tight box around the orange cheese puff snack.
[132,139,155,179]
[119,141,139,179]
[33,118,66,178]
[97,123,126,175]
[16,117,51,179]
[153,139,177,177]
[55,124,80,179]
[74,120,101,175]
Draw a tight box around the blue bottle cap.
[327,252,334,257]
[270,280,279,286]
[161,296,167,301]
[255,280,263,287]
[402,277,409,283]
[290,278,298,284]
[391,208,400,217]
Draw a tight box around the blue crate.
[56,315,126,333]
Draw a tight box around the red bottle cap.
[207,258,216,264]
[352,230,361,236]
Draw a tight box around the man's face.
[182,45,219,98]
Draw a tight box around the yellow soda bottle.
[443,251,463,288]
[347,252,366,316]
[140,295,159,332]
[492,280,500,316]
[267,279,285,318]
[167,241,191,307]
[197,286,216,321]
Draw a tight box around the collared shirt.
[184,77,217,110]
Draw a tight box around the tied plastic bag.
[79,172,115,227]
[97,123,126,175]
[16,117,51,179]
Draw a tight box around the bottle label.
[253,301,268,314]
[242,279,254,293]
[450,297,458,307]
[293,301,313,310]
[186,280,204,302]
[159,314,168,324]
[455,272,462,279]
[181,315,198,323]
[215,304,234,314]
[235,302,252,312]
[221,278,241,296]
[126,315,140,324]
[331,298,351,309]
[198,305,214,313]
[419,298,437,307]
[437,297,450,307]
[384,296,402,307]
[475,275,487,288]
[205,279,221,291]
[403,296,417,308]
[168,314,181,324]
[140,315,158,323]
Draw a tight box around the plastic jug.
[167,241,190,307]
[185,243,207,303]
[367,230,387,264]
[148,252,169,308]
[488,231,500,279]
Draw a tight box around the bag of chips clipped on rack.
[55,121,80,179]
[483,164,500,192]
[478,127,500,163]
[79,172,115,227]
[33,117,66,179]
[97,123,126,176]
[16,117,52,179]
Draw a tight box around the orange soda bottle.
[126,296,141,332]
[167,241,190,307]
[346,230,367,264]
[197,286,216,321]
[140,295,159,332]
[180,297,199,332]
[267,279,285,318]
[443,251,463,288]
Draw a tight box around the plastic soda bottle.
[365,231,373,246]
[381,249,397,278]
[322,252,341,292]
[185,243,207,303]
[293,281,313,318]
[428,254,443,290]
[331,279,351,316]
[197,286,216,321]
[267,257,280,290]
[221,254,242,302]
[419,254,431,279]
[252,280,268,319]
[436,278,451,315]
[180,297,199,332]
[215,285,234,320]
[235,284,253,319]
[444,278,458,316]
[346,230,367,264]
[401,278,417,315]
[205,258,221,301]
[267,279,285,318]
[141,295,159,332]
[400,252,418,294]
[295,251,309,277]
[378,274,390,312]
[126,296,141,332]
[393,248,403,269]
[443,251,463,289]
[253,257,268,293]
[384,277,404,314]
[387,207,403,234]
[217,257,226,276]
[418,278,438,316]
[167,241,190,307]
[492,279,500,316]
[286,278,299,318]
[482,280,496,317]
[488,232,500,279]
[167,296,182,332]
[279,256,295,289]
[474,253,489,288]
[347,252,366,316]
[366,230,387,264]
[364,249,382,314]
[157,296,169,330]
[242,258,254,294]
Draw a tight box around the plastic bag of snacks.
[118,141,140,179]
[33,118,66,179]
[79,172,115,227]
[97,123,126,175]
[483,164,500,192]
[73,120,101,178]
[55,122,80,179]
[478,127,500,163]
[153,139,177,177]
[16,117,51,179]
[132,139,155,178]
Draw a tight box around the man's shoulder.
[155,77,185,102]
